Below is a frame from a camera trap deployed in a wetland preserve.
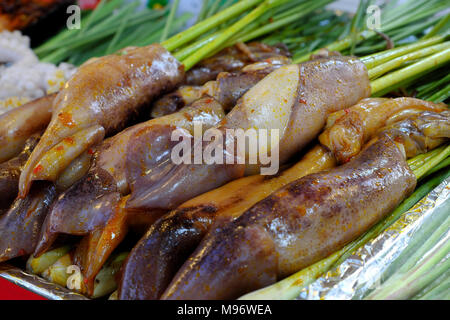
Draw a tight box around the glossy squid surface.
[19,44,184,197]
[161,110,449,300]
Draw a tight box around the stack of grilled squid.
[0,40,448,300]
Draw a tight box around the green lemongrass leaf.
[416,275,450,300]
[196,0,210,23]
[181,0,289,70]
[235,0,334,44]
[427,83,450,103]
[414,145,450,179]
[365,222,450,300]
[160,0,180,42]
[106,2,138,54]
[34,0,124,54]
[206,0,222,19]
[423,14,450,40]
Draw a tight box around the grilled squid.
[0,182,57,263]
[33,98,224,258]
[151,55,292,118]
[161,110,449,300]
[117,97,445,299]
[19,44,184,197]
[320,97,447,163]
[0,94,54,163]
[126,56,371,211]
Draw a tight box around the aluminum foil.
[297,176,450,300]
[0,264,88,300]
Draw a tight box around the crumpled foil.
[297,176,450,300]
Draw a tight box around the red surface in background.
[0,277,47,300]
[79,0,102,10]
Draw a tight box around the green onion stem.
[422,14,450,40]
[180,0,288,71]
[370,48,450,96]
[368,42,450,79]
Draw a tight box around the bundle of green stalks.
[34,0,188,65]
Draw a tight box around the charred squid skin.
[0,181,57,263]
[0,134,40,211]
[162,222,278,300]
[19,44,185,197]
[118,205,217,300]
[162,134,417,300]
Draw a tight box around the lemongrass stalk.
[370,48,450,95]
[365,229,450,300]
[87,6,167,35]
[79,0,109,36]
[408,146,444,171]
[368,42,450,79]
[175,0,311,62]
[412,269,450,299]
[26,246,72,275]
[174,30,222,62]
[105,3,137,54]
[361,36,445,70]
[417,74,450,98]
[390,16,442,42]
[416,276,450,300]
[397,215,450,274]
[239,248,345,300]
[422,157,450,178]
[162,0,263,52]
[349,0,369,56]
[160,0,180,42]
[235,0,333,43]
[293,31,367,63]
[294,0,446,63]
[423,14,450,40]
[414,145,450,179]
[137,13,191,47]
[206,0,222,19]
[181,0,288,71]
[196,0,210,23]
[34,0,124,53]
